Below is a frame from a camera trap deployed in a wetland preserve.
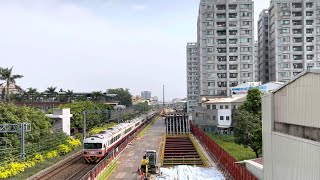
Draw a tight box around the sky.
[0,0,269,101]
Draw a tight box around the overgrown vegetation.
[207,134,257,161]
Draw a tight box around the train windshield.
[84,143,102,149]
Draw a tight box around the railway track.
[32,153,95,180]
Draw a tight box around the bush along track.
[0,137,81,179]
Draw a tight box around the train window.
[84,143,102,149]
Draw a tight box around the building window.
[220,105,223,109]
[306,11,313,16]
[306,2,313,8]
[307,54,314,60]
[307,37,314,42]
[225,105,229,109]
[217,13,226,18]
[306,28,314,34]
[220,116,224,120]
[240,4,252,10]
[212,105,216,109]
[293,63,303,69]
[229,13,237,18]
[229,73,238,78]
[213,116,216,120]
[229,21,237,27]
[307,46,314,51]
[207,105,211,109]
[293,46,303,51]
[292,20,302,25]
[229,47,238,53]
[293,37,302,42]
[226,116,230,120]
[292,3,302,8]
[306,20,314,25]
[293,55,302,60]
[229,4,237,10]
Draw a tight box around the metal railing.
[190,123,257,180]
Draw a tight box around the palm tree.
[26,87,38,102]
[65,89,74,102]
[0,67,23,102]
[45,86,57,101]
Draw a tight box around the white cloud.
[132,4,147,11]
[0,0,189,99]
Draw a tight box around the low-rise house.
[192,81,283,134]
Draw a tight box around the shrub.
[67,138,81,149]
[57,144,72,155]
[32,153,44,163]
[46,150,59,159]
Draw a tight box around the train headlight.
[98,151,102,154]
[84,151,88,154]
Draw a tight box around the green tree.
[133,101,150,113]
[59,101,112,129]
[91,91,104,102]
[0,103,52,147]
[26,87,39,102]
[65,89,74,102]
[107,88,132,107]
[0,67,24,102]
[233,88,262,158]
[44,86,57,101]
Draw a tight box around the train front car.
[83,134,107,163]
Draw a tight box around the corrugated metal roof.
[205,95,246,104]
[272,69,320,93]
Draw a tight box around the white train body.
[83,111,156,163]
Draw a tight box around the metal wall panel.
[274,73,320,128]
[266,133,320,180]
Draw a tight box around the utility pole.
[82,111,87,140]
[163,85,165,110]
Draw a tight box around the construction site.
[86,109,257,180]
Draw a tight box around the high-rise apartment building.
[186,42,199,113]
[254,41,259,81]
[141,91,151,100]
[268,0,320,82]
[258,9,270,84]
[197,0,255,97]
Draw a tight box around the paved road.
[108,117,165,180]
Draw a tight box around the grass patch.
[7,147,82,180]
[137,115,159,138]
[97,160,117,180]
[207,134,257,161]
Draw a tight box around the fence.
[81,112,158,180]
[190,123,257,180]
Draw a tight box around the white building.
[46,108,73,136]
[262,69,320,180]
[197,0,256,97]
[186,42,200,114]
